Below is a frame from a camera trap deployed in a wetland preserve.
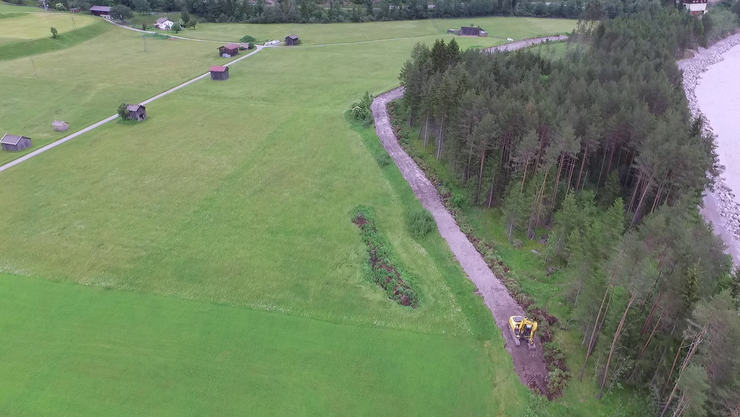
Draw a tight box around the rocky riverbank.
[679,32,740,264]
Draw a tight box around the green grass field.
[0,12,96,46]
[0,12,577,416]
[0,24,232,165]
[0,273,525,417]
[182,16,575,45]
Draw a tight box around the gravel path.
[485,35,569,53]
[105,19,227,43]
[372,88,549,395]
[0,45,263,174]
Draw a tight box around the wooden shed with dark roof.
[285,34,299,46]
[1,134,32,152]
[126,104,147,121]
[210,66,229,81]
[460,26,482,36]
[218,43,240,57]
[90,5,111,16]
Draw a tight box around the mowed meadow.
[0,11,576,416]
[181,16,575,45]
[0,20,222,164]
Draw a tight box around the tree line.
[49,0,636,24]
[398,8,740,416]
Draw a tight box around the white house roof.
[156,17,171,24]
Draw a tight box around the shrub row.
[352,206,418,307]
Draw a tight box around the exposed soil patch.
[352,206,418,307]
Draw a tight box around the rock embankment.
[680,33,740,261]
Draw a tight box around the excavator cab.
[508,315,538,350]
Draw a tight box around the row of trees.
[171,0,587,24]
[48,0,600,23]
[398,8,740,416]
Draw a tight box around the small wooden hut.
[218,43,240,57]
[285,34,299,46]
[90,5,111,16]
[53,120,69,132]
[460,26,482,36]
[210,66,229,81]
[1,134,32,152]
[69,7,81,12]
[126,104,147,121]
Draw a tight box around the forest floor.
[372,87,550,394]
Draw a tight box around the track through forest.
[370,36,570,395]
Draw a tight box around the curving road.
[370,36,569,395]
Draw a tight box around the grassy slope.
[0,28,563,334]
[182,16,576,45]
[0,41,477,335]
[0,273,519,417]
[0,23,225,165]
[0,20,109,60]
[0,17,576,416]
[0,12,96,46]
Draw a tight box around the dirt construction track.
[370,37,568,395]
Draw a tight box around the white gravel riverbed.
[680,33,740,264]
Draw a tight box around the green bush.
[452,192,466,208]
[408,208,436,239]
[375,153,392,168]
[350,91,373,126]
[117,103,129,119]
[240,35,256,43]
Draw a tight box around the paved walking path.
[0,45,263,173]
[485,35,568,53]
[369,36,568,394]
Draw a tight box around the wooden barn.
[285,34,299,46]
[126,104,147,121]
[460,26,482,36]
[1,134,32,152]
[53,120,69,132]
[218,43,240,57]
[89,5,111,16]
[210,66,229,81]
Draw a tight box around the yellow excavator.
[509,316,538,350]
